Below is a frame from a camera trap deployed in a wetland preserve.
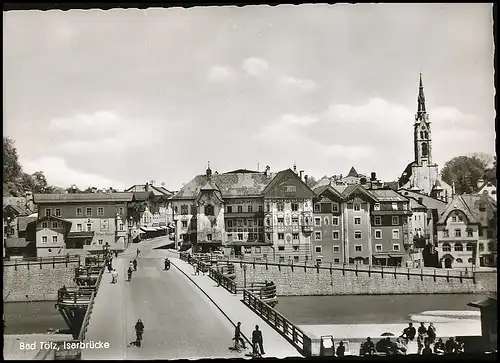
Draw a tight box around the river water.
[4,301,68,334]
[274,293,489,325]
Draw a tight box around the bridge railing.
[77,266,105,341]
[4,255,81,269]
[242,289,312,356]
[208,267,237,294]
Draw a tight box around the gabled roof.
[171,171,276,200]
[225,169,260,174]
[407,196,427,210]
[476,180,496,193]
[437,194,496,225]
[3,204,27,216]
[18,215,38,232]
[125,184,173,196]
[341,184,377,201]
[346,167,359,178]
[262,169,316,199]
[398,189,447,215]
[34,193,134,203]
[132,191,155,202]
[36,215,73,225]
[369,189,408,203]
[313,184,343,201]
[5,237,31,248]
[313,176,332,189]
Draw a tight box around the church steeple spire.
[417,73,427,117]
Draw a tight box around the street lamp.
[243,264,247,288]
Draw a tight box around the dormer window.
[374,203,380,211]
[284,185,296,193]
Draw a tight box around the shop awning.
[140,227,156,233]
[373,253,405,258]
[67,231,95,239]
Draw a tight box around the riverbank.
[3,334,73,360]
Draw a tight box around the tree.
[305,175,317,188]
[483,155,497,185]
[441,154,492,195]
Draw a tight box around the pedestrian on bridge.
[136,248,140,258]
[252,325,265,356]
[133,259,138,271]
[111,269,118,284]
[233,322,247,350]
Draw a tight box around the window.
[403,204,408,210]
[392,230,400,240]
[277,203,284,212]
[293,256,299,263]
[374,203,380,211]
[258,205,263,212]
[86,207,92,216]
[353,203,361,211]
[392,216,399,225]
[354,217,361,225]
[392,203,398,210]
[98,239,103,245]
[42,222,48,229]
[244,247,252,253]
[454,243,463,252]
[285,185,297,193]
[237,219,243,227]
[278,233,284,240]
[314,218,321,226]
[227,233,233,239]
[393,244,400,251]
[292,233,299,240]
[226,206,233,213]
[375,244,382,252]
[456,258,463,263]
[119,207,124,214]
[292,246,299,252]
[315,232,322,240]
[248,219,254,227]
[466,229,473,237]
[315,246,322,253]
[52,236,58,243]
[332,203,339,212]
[314,204,320,212]
[324,217,329,225]
[190,205,197,215]
[55,208,61,217]
[182,221,188,228]
[180,205,188,215]
[77,224,82,232]
[375,230,382,239]
[332,231,339,240]
[316,258,322,264]
[291,203,299,211]
[119,223,124,231]
[258,219,263,227]
[226,220,233,228]
[442,243,451,252]
[468,258,473,263]
[45,208,51,216]
[277,217,284,226]
[374,216,381,226]
[354,231,362,239]
[455,229,461,237]
[334,258,340,264]
[487,241,495,251]
[205,205,214,216]
[87,223,92,232]
[237,233,243,241]
[207,234,212,241]
[466,243,474,251]
[332,217,339,226]
[278,246,285,251]
[333,245,340,253]
[76,208,82,216]
[42,236,48,243]
[97,207,104,216]
[266,233,271,241]
[174,206,178,214]
[355,245,362,252]
[443,229,449,238]
[52,222,58,229]
[279,256,285,263]
[292,217,299,225]
[452,216,457,222]
[235,205,242,213]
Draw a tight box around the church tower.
[414,73,432,166]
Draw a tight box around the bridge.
[79,237,301,359]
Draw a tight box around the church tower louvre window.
[414,73,432,166]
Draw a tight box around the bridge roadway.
[82,237,246,360]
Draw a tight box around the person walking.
[111,269,118,284]
[135,319,144,348]
[233,322,247,350]
[336,341,345,357]
[136,248,140,258]
[252,325,265,356]
[133,259,138,271]
[127,266,133,282]
[417,322,427,354]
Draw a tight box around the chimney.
[265,165,270,176]
[305,175,308,185]
[371,172,376,181]
[72,185,77,194]
[145,183,149,192]
[293,162,297,174]
[339,174,343,180]
[477,178,484,189]
[300,170,304,180]
[360,177,367,185]
[418,197,423,205]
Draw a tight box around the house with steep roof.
[474,178,497,202]
[343,167,367,185]
[436,194,497,268]
[170,164,316,259]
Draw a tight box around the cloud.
[207,65,235,82]
[279,75,318,92]
[242,57,269,76]
[21,156,126,190]
[48,111,122,133]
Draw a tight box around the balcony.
[302,225,314,234]
[225,211,264,218]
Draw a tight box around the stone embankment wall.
[3,261,80,302]
[231,262,497,296]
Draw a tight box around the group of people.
[109,248,140,284]
[358,322,466,356]
[233,322,265,357]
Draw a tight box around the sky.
[3,4,495,192]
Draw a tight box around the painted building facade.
[475,179,497,202]
[35,215,72,257]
